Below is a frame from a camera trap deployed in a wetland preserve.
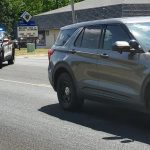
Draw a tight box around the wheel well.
[54,67,70,91]
[144,82,150,108]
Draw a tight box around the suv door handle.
[100,53,109,58]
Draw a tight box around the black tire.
[0,51,3,69]
[57,73,84,111]
[8,48,15,65]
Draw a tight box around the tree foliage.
[42,0,83,12]
[0,0,13,32]
[0,0,83,33]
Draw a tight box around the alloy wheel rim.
[60,81,71,103]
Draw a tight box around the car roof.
[61,16,150,30]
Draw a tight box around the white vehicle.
[0,30,15,68]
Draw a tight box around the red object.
[48,49,54,59]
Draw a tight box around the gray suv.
[48,17,150,112]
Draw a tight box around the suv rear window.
[75,26,101,49]
[55,28,76,46]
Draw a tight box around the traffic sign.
[17,11,38,38]
[17,26,38,38]
[18,20,36,26]
[20,11,32,22]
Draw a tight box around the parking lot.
[0,57,150,150]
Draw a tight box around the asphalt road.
[0,56,150,150]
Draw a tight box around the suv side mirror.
[129,40,139,50]
[112,41,131,53]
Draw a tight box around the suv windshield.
[127,22,150,52]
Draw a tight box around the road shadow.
[39,100,150,144]
[1,63,9,68]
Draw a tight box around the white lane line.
[16,56,48,60]
[0,78,52,88]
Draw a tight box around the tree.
[0,0,14,32]
[9,0,43,20]
[0,0,83,33]
[10,0,83,17]
[42,0,83,12]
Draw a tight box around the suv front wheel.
[0,51,3,69]
[8,48,15,65]
[57,73,84,111]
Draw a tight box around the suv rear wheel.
[57,73,84,111]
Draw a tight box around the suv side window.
[75,26,101,49]
[103,25,130,50]
[55,28,76,46]
[74,30,84,47]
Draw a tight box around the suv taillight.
[48,49,54,59]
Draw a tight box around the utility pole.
[70,0,76,23]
